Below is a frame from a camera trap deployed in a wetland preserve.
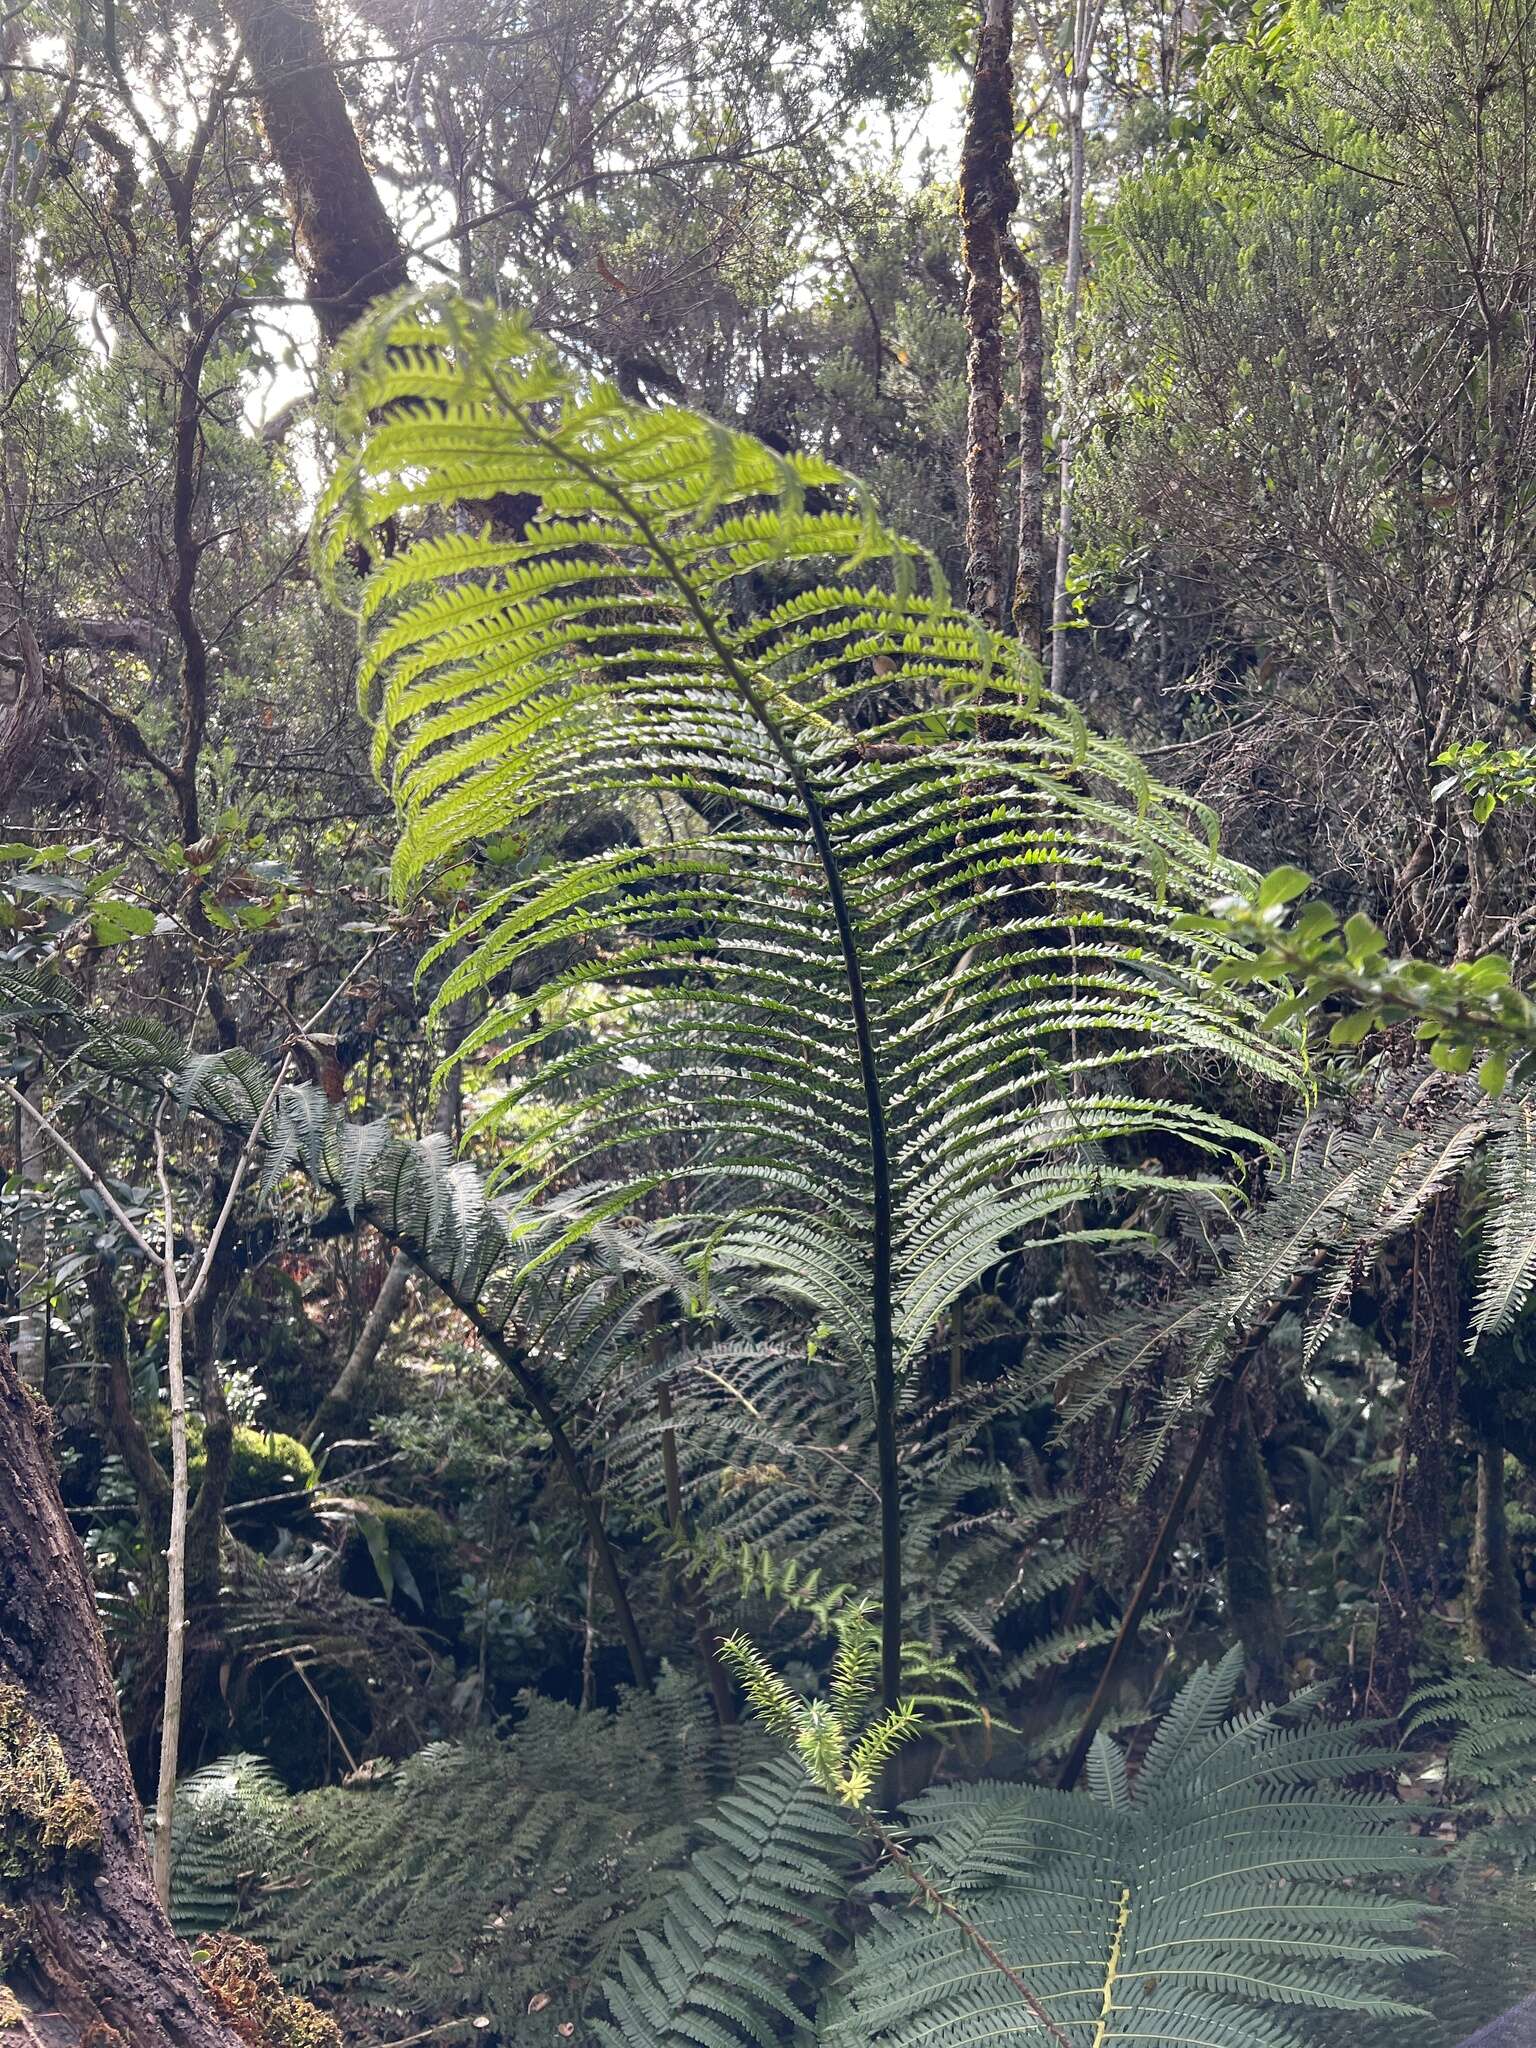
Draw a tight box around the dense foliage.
[5,1,1536,2044]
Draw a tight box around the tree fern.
[318,289,1299,1697]
[818,1648,1432,2048]
[160,1752,290,1938]
[1032,1072,1523,1483]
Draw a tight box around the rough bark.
[960,0,1019,629]
[0,1335,243,2045]
[220,0,411,344]
[1006,244,1045,659]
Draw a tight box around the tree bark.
[960,0,1019,629]
[0,1335,243,2045]
[1219,1387,1286,1696]
[1369,1189,1461,1716]
[219,0,410,344]
[1007,244,1045,660]
[1467,1435,1529,1666]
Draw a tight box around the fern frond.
[820,1658,1433,2048]
[320,290,1297,1393]
[593,1756,857,2047]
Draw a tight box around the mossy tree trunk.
[0,1335,243,2045]
[1467,1435,1530,1667]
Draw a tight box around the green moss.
[340,1498,456,1611]
[197,1932,342,2048]
[0,1988,23,2030]
[0,1685,104,1883]
[153,1417,317,1515]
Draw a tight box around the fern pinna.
[319,289,1298,1701]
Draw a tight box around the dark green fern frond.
[1032,1073,1502,1482]
[163,1753,290,1939]
[593,1755,858,2047]
[1407,1665,1536,1837]
[224,1671,732,2034]
[819,1649,1433,2048]
[1471,1095,1536,1340]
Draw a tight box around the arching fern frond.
[318,288,1300,1695]
[318,291,1296,1384]
[818,1649,1433,2048]
[593,1756,858,2047]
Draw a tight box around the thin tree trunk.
[1007,244,1045,660]
[306,1248,413,1446]
[1369,1190,1461,1716]
[656,1374,737,1728]
[960,0,1019,629]
[1049,93,1087,659]
[1219,1387,1286,1695]
[0,1335,243,2045]
[151,1159,190,1911]
[1467,1434,1529,1666]
[14,1068,47,1390]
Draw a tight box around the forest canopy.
[5,0,1536,2043]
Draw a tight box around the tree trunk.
[14,1071,47,1392]
[1219,1388,1287,1696]
[1369,1189,1461,1715]
[1467,1435,1529,1666]
[960,0,1019,629]
[1009,245,1045,660]
[306,1245,414,1446]
[0,1335,243,2045]
[219,0,410,344]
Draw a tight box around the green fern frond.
[320,289,1296,1393]
[819,1651,1434,2048]
[593,1756,858,2047]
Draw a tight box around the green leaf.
[1256,863,1311,911]
[357,1512,394,1602]
[1329,1009,1375,1046]
[1478,1050,1509,1095]
[91,900,158,945]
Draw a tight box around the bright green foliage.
[1192,867,1536,1088]
[319,291,1297,1382]
[151,1419,317,1520]
[1432,743,1536,825]
[593,1756,858,2047]
[819,1650,1432,2048]
[720,1604,924,1805]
